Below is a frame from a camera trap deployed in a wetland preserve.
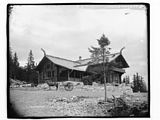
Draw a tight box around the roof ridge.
[74,58,91,62]
[75,52,120,61]
[46,55,78,63]
[46,52,120,63]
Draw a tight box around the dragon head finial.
[41,48,46,56]
[120,47,125,54]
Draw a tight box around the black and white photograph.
[7,3,149,118]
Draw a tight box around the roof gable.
[110,54,129,68]
[75,53,129,67]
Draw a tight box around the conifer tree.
[132,73,147,92]
[13,52,19,67]
[9,46,14,78]
[27,50,35,70]
[26,50,38,84]
[89,34,111,102]
[12,52,19,79]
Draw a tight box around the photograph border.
[7,2,150,118]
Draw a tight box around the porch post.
[37,71,40,84]
[74,70,75,81]
[119,74,122,84]
[68,70,70,81]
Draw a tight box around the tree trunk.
[103,48,107,102]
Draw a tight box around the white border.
[1,0,160,119]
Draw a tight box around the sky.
[9,5,148,83]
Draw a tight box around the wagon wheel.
[64,82,74,91]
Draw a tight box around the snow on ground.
[9,85,148,117]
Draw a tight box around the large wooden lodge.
[35,52,129,84]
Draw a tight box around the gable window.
[47,63,50,69]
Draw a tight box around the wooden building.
[35,55,90,83]
[85,53,129,84]
[35,53,129,84]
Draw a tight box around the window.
[52,71,54,77]
[47,71,51,77]
[47,63,50,69]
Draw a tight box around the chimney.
[79,56,82,61]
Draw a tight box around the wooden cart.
[46,80,74,91]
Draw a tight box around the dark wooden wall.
[38,60,86,83]
[87,64,123,84]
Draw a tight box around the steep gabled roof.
[46,55,85,71]
[36,53,129,72]
[74,53,128,67]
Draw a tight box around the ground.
[9,85,148,117]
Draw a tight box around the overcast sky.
[9,5,148,82]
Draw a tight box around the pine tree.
[27,50,35,70]
[132,73,147,92]
[26,50,38,84]
[89,34,111,102]
[88,34,111,64]
[13,52,19,67]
